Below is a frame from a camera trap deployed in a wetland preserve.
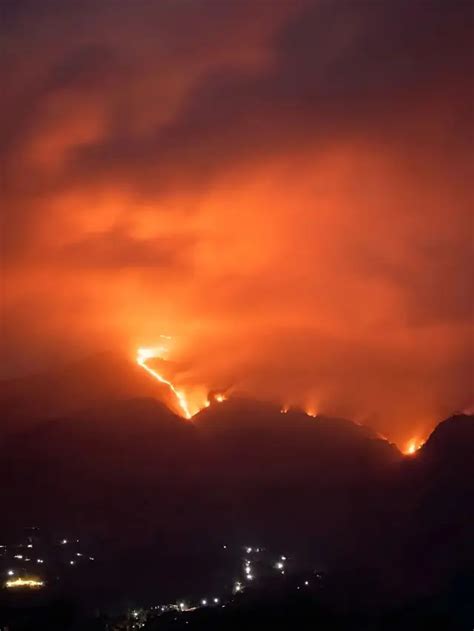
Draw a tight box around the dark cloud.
[46,0,472,195]
[3,0,471,200]
[46,45,125,92]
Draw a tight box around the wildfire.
[404,437,424,456]
[135,346,422,454]
[136,339,233,418]
[136,342,192,420]
[5,577,44,589]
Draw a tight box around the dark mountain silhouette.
[0,354,472,610]
[391,414,474,596]
[422,413,474,460]
[0,352,176,433]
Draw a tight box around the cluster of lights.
[59,537,93,565]
[11,556,43,564]
[5,577,44,589]
[244,558,254,581]
[161,546,317,623]
[168,545,270,618]
[275,555,287,574]
[110,544,324,628]
[1,531,96,600]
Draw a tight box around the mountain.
[0,352,177,433]
[392,414,474,594]
[0,355,472,608]
[422,413,474,460]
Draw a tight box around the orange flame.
[404,437,424,455]
[136,343,192,420]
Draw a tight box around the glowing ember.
[136,341,192,420]
[5,577,44,589]
[215,393,227,403]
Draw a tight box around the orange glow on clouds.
[2,1,472,450]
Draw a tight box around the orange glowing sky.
[2,1,473,447]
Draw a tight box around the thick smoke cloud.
[2,0,473,445]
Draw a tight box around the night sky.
[2,0,473,446]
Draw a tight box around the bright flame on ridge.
[136,341,192,420]
[404,437,424,456]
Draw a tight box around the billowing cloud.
[2,0,473,445]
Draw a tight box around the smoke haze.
[2,0,473,445]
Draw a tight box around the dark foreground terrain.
[1,354,473,629]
